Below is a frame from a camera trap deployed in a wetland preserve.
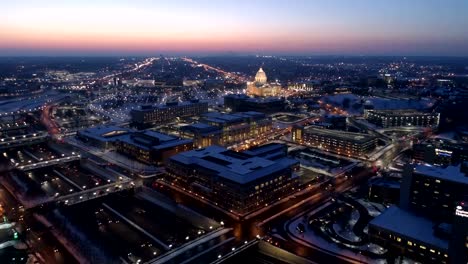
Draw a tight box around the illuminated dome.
[254,67,267,84]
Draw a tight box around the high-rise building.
[369,163,468,264]
[412,141,468,166]
[400,163,468,222]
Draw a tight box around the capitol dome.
[255,67,267,84]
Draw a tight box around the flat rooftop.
[413,163,468,185]
[119,130,192,151]
[225,94,285,103]
[366,109,437,116]
[78,125,131,142]
[243,143,286,157]
[170,145,298,184]
[369,177,400,189]
[202,111,266,124]
[303,126,376,144]
[180,123,220,134]
[370,206,448,251]
[133,100,206,112]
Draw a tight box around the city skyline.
[1,0,468,56]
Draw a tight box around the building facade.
[400,164,468,222]
[412,142,468,166]
[130,100,208,128]
[116,130,193,165]
[364,109,440,128]
[246,68,282,97]
[180,111,272,148]
[369,163,468,264]
[287,81,315,92]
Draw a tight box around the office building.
[400,163,468,222]
[116,130,193,165]
[369,206,451,263]
[179,123,221,148]
[180,111,272,148]
[292,126,377,157]
[130,100,208,128]
[76,125,131,149]
[165,145,299,216]
[412,142,468,165]
[364,109,440,128]
[369,164,468,264]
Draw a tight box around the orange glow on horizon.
[1,1,467,55]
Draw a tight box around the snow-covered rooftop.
[170,145,298,184]
[413,163,468,185]
[370,206,448,250]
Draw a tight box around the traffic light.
[13,231,18,240]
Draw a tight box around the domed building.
[255,67,267,84]
[247,67,282,97]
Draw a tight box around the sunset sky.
[1,0,468,56]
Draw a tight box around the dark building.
[324,114,347,130]
[224,94,286,113]
[180,111,271,148]
[76,125,131,149]
[400,164,468,222]
[368,177,400,204]
[412,142,468,166]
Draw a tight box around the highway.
[181,58,247,83]
[102,195,202,249]
[58,200,164,263]
[154,161,378,264]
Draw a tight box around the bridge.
[20,177,139,209]
[15,155,81,171]
[53,179,138,206]
[0,132,49,150]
